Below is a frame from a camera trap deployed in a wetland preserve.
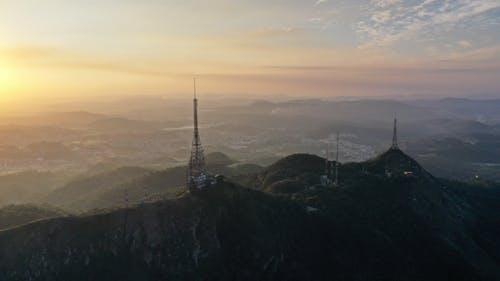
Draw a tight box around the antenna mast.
[391,115,398,150]
[334,132,339,186]
[193,77,197,99]
[325,143,330,176]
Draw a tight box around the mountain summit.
[0,153,498,281]
[363,148,427,178]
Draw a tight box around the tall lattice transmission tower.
[187,78,208,190]
[391,116,399,150]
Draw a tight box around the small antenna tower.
[329,140,334,181]
[391,114,399,150]
[334,132,340,186]
[124,189,129,208]
[325,143,330,176]
[140,186,148,206]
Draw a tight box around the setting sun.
[0,63,14,93]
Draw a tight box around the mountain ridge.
[0,152,499,280]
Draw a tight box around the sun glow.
[0,1,498,99]
[0,62,22,97]
[0,65,12,92]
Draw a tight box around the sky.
[0,0,499,102]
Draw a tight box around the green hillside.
[43,152,255,212]
[45,167,152,212]
[0,171,75,207]
[0,204,67,230]
[0,152,498,280]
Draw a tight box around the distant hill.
[253,99,441,123]
[86,118,161,132]
[205,152,236,166]
[0,171,75,207]
[45,167,152,212]
[43,152,261,212]
[0,125,79,146]
[411,98,500,123]
[0,203,66,230]
[26,141,80,160]
[406,133,500,181]
[78,167,188,212]
[3,111,110,128]
[135,155,181,169]
[402,118,499,140]
[40,111,108,125]
[0,141,81,160]
[44,151,252,211]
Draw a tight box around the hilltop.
[250,149,427,192]
[0,152,498,281]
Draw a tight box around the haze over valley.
[1,0,500,280]
[1,96,499,206]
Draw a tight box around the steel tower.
[325,144,330,176]
[187,78,207,190]
[334,132,339,186]
[391,116,399,150]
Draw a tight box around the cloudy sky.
[0,0,499,101]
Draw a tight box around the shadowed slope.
[0,204,67,230]
[0,153,499,281]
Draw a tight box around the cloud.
[314,0,328,7]
[370,0,400,8]
[308,17,324,22]
[371,10,391,23]
[357,0,500,51]
[457,40,472,49]
[443,44,500,65]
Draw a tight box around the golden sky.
[1,0,499,101]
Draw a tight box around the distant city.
[0,96,499,184]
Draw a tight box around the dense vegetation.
[0,151,498,280]
[39,152,261,212]
[0,204,66,230]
